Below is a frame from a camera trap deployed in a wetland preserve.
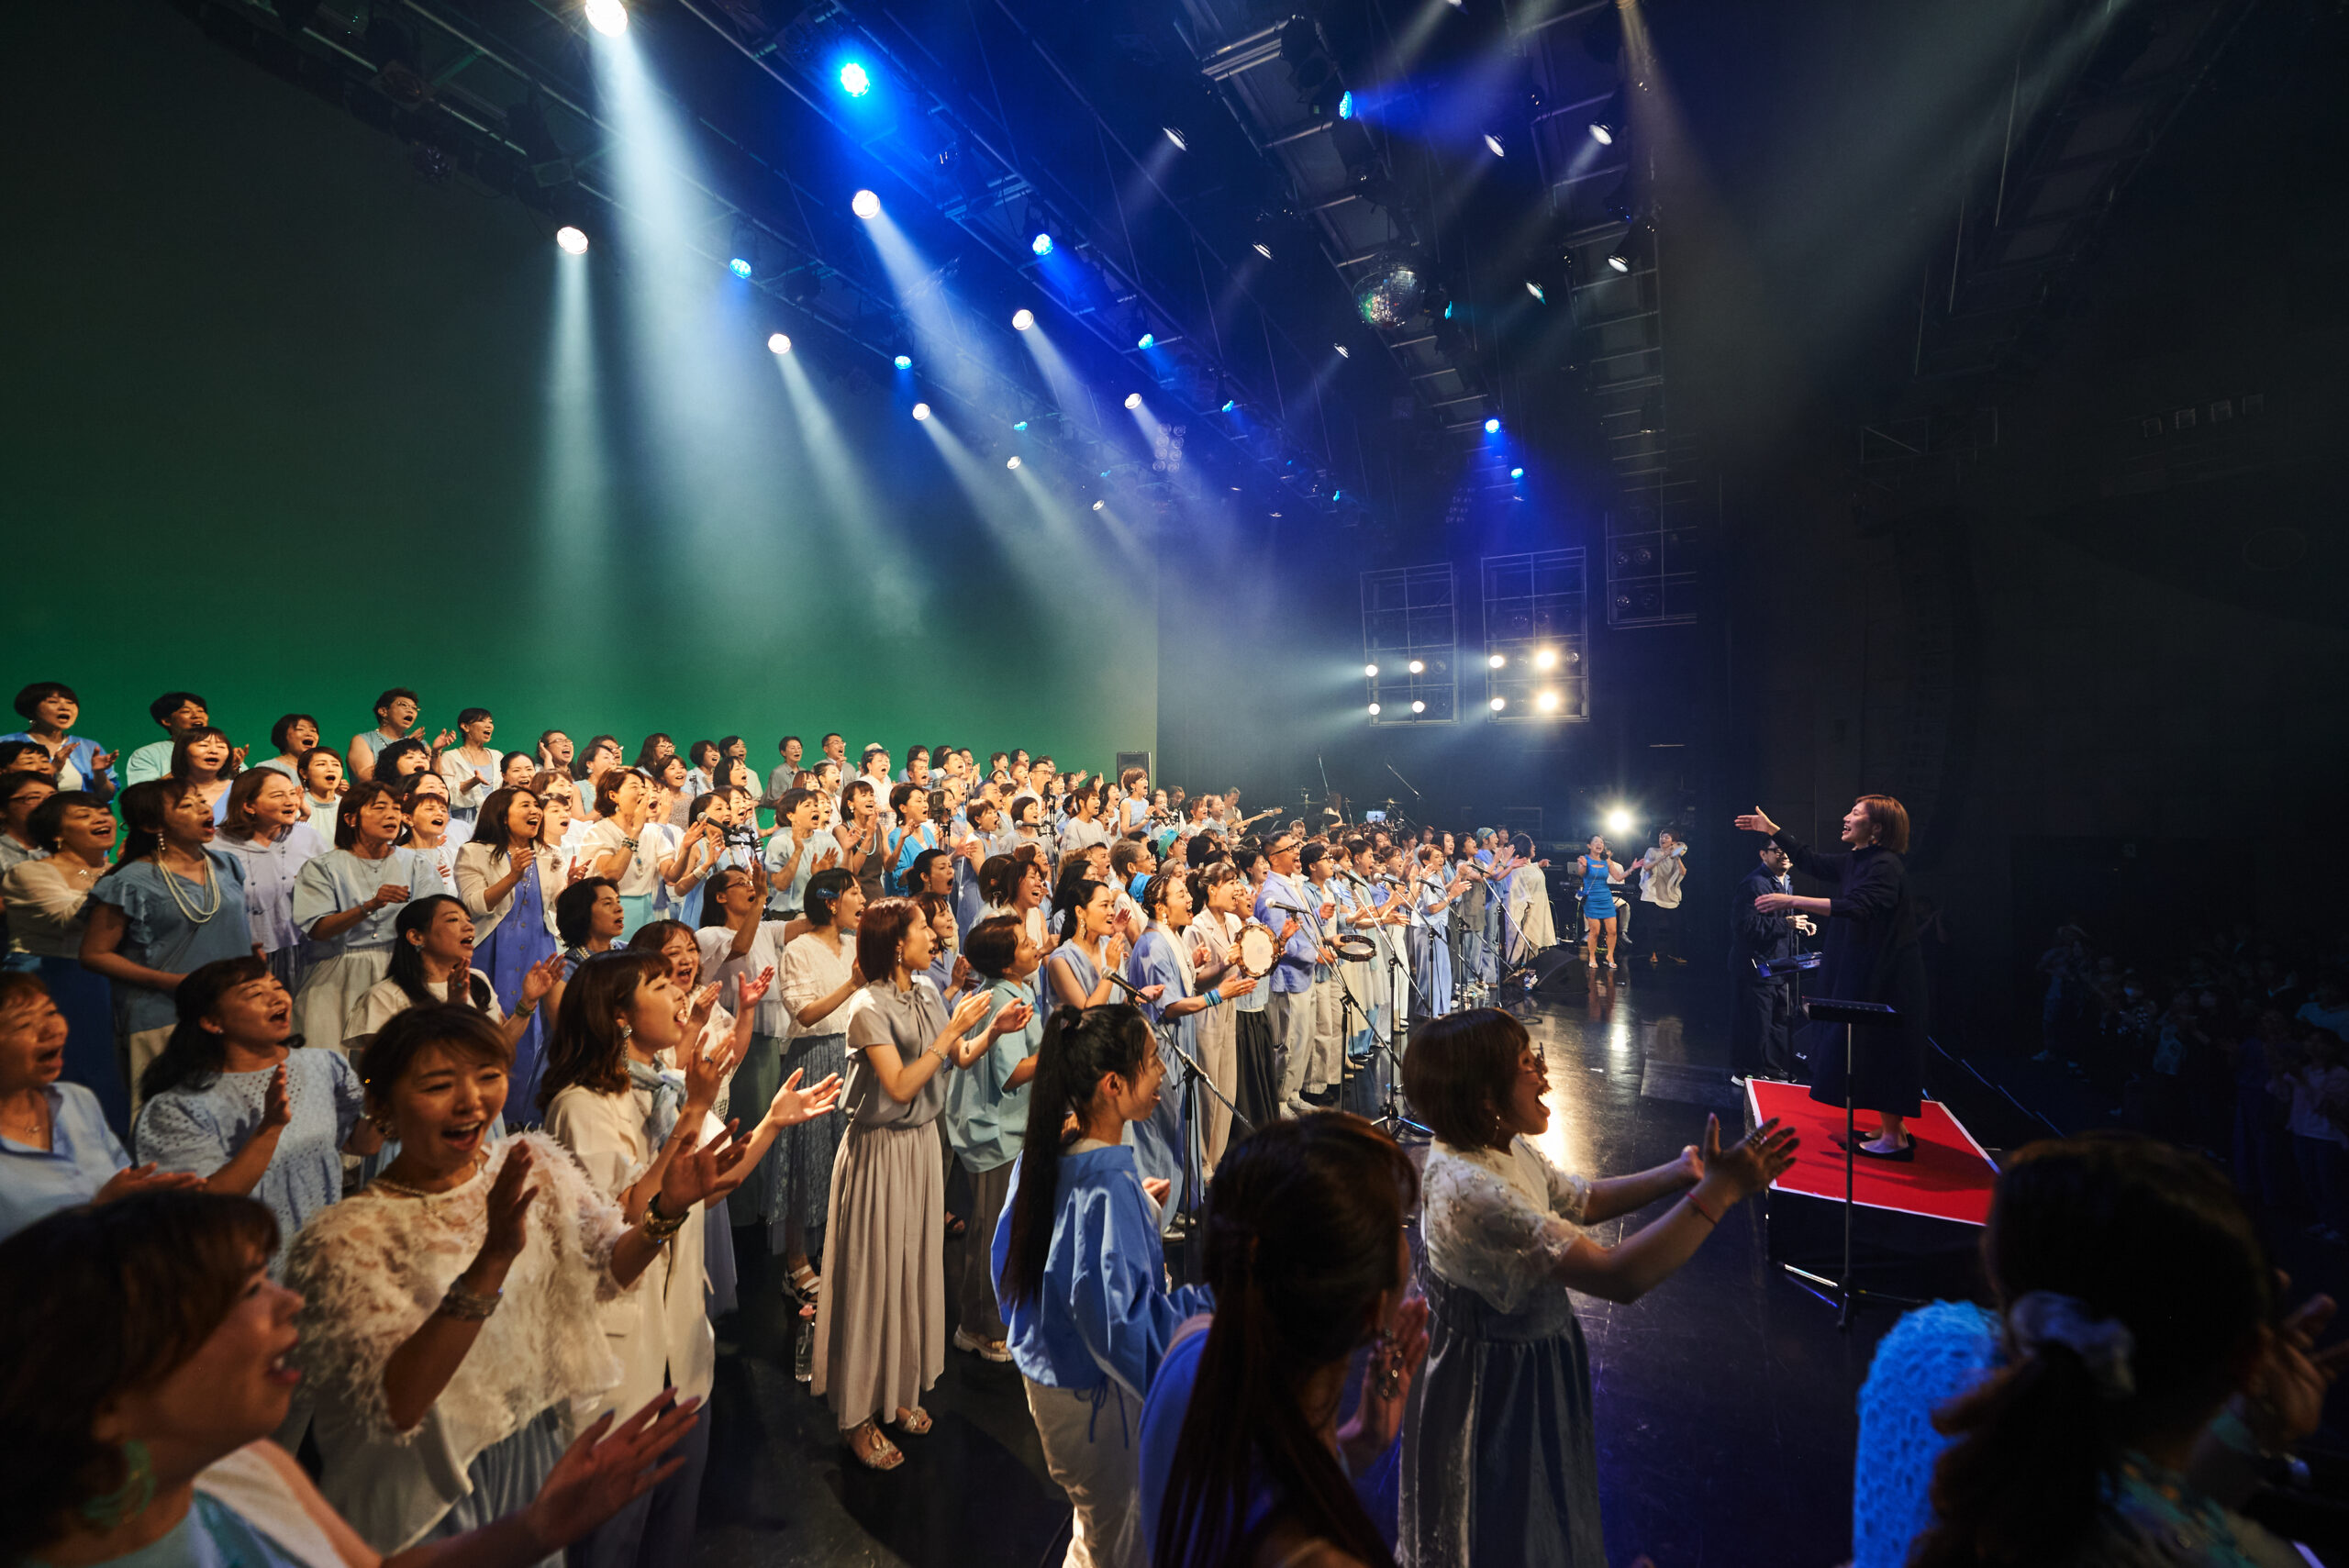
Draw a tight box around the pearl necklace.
[155,851,223,925]
[372,1148,488,1199]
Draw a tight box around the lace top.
[1420,1138,1591,1315]
[283,1131,627,1551]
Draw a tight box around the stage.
[1745,1077,1998,1226]
[694,959,1950,1568]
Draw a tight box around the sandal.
[944,1213,966,1239]
[785,1263,821,1303]
[892,1406,933,1437]
[845,1420,903,1471]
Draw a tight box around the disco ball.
[1355,260,1424,328]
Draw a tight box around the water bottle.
[794,1305,816,1383]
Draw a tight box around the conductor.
[1731,797,1929,1159]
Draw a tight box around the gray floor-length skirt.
[810,1117,944,1429]
[766,1031,849,1255]
[1399,1273,1606,1568]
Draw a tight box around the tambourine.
[1236,920,1280,975]
[1332,933,1379,964]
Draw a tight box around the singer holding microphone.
[1732,798,1929,1159]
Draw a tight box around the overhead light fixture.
[1364,663,1379,677]
[729,257,752,279]
[1533,648,1559,670]
[1012,308,1035,331]
[1092,499,1106,511]
[839,61,872,97]
[852,189,881,220]
[1487,653,1506,669]
[1605,806,1632,832]
[1012,419,1029,431]
[1408,659,1425,674]
[1589,121,1615,145]
[911,402,930,421]
[1124,392,1142,410]
[1338,90,1354,120]
[1490,696,1506,711]
[1510,466,1524,479]
[1030,232,1053,257]
[1137,332,1155,350]
[1540,691,1564,714]
[1252,241,1274,260]
[584,0,627,36]
[1219,399,1237,413]
[1367,703,1382,717]
[1411,700,1427,714]
[1006,455,1021,470]
[554,226,589,255]
[1483,132,1506,157]
[892,353,912,370]
[1163,126,1188,151]
[1333,343,1350,358]
[766,332,791,354]
[1524,280,1544,303]
[1484,417,1501,434]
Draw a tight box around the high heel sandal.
[785,1262,821,1304]
[892,1406,933,1437]
[846,1420,903,1471]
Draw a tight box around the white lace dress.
[1403,1138,1607,1568]
[283,1131,627,1553]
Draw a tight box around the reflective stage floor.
[692,956,1897,1568]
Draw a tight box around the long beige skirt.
[810,1117,945,1430]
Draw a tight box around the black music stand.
[1779,996,1920,1331]
[1753,951,1822,1078]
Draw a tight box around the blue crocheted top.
[1852,1299,2002,1568]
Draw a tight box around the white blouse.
[1420,1137,1592,1316]
[779,929,857,1039]
[283,1132,626,1551]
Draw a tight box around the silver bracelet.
[439,1283,502,1321]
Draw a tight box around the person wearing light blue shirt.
[995,1005,1211,1568]
[1255,833,1335,1118]
[5,680,118,802]
[762,788,833,917]
[944,918,1041,1357]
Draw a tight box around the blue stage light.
[1510,466,1525,479]
[1030,232,1054,257]
[1137,333,1154,350]
[1220,400,1236,413]
[1338,91,1353,120]
[1485,417,1501,434]
[893,354,912,370]
[729,257,751,279]
[839,62,872,97]
[1013,420,1029,431]
[1443,300,1454,319]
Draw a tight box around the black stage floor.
[692,958,1898,1568]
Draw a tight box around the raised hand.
[991,999,1035,1038]
[520,1391,703,1552]
[1345,1296,1430,1458]
[766,1068,843,1128]
[93,1163,207,1204]
[93,749,118,772]
[1221,974,1258,1001]
[659,1120,751,1209]
[736,965,775,1011]
[476,1143,539,1267]
[1732,808,1780,837]
[260,1064,293,1132]
[2247,1290,2349,1449]
[566,858,594,886]
[815,847,841,872]
[431,728,461,751]
[520,952,565,1010]
[1702,1115,1798,1201]
[1141,1176,1171,1207]
[948,989,996,1040]
[230,745,250,771]
[1277,917,1301,946]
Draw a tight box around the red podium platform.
[1744,1078,1998,1226]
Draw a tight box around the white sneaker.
[952,1326,1013,1362]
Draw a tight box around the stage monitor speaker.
[1115,751,1152,782]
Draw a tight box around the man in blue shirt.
[1255,833,1336,1118]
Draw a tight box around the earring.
[81,1440,155,1529]
[618,1020,632,1040]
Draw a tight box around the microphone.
[1269,903,1309,918]
[1104,971,1143,1002]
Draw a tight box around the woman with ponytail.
[993,1003,1209,1568]
[1879,1133,2343,1568]
[1399,1008,1798,1567]
[1141,1113,1429,1568]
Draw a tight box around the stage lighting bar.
[1480,550,1590,724]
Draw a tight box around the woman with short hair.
[772,867,865,1300]
[441,708,502,828]
[170,725,242,823]
[285,780,451,1056]
[252,713,322,781]
[942,916,1040,1362]
[3,680,116,800]
[4,792,124,1128]
[1397,1008,1796,1566]
[298,746,346,837]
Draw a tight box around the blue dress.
[90,852,258,1039]
[1578,856,1617,920]
[1412,888,1455,1020]
[1125,928,1195,1229]
[134,1048,366,1275]
[0,1082,128,1242]
[476,858,558,1124]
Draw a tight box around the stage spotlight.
[911,402,931,421]
[1163,126,1188,151]
[839,61,872,97]
[1252,241,1274,260]
[729,257,752,279]
[1490,696,1506,711]
[1589,121,1615,145]
[892,354,912,370]
[1510,466,1524,479]
[1030,232,1054,257]
[766,332,791,355]
[1006,455,1021,470]
[1524,281,1545,303]
[1364,663,1378,677]
[1484,417,1501,434]
[554,225,589,254]
[1604,806,1631,831]
[1533,648,1559,670]
[852,189,881,219]
[1607,244,1631,273]
[1408,659,1425,674]
[1124,392,1142,410]
[1487,653,1506,669]
[1092,500,1105,511]
[1138,332,1155,350]
[1412,700,1427,714]
[584,0,627,36]
[1483,132,1506,157]
[1012,420,1029,431]
[1220,399,1237,413]
[1012,308,1035,331]
[1367,703,1381,716]
[1541,692,1565,714]
[1334,344,1350,359]
[1338,90,1354,120]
